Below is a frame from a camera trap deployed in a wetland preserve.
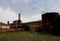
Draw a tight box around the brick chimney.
[18,13,22,24]
[7,21,9,24]
[18,13,21,20]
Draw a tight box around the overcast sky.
[0,0,60,23]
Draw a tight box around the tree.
[22,24,30,31]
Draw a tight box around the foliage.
[17,24,23,28]
[22,24,30,31]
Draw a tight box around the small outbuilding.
[0,22,10,29]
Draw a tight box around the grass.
[0,32,60,41]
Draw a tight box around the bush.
[22,24,30,31]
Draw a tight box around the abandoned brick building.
[22,20,42,31]
[9,12,59,31]
[9,13,25,31]
[42,12,59,31]
[9,13,42,31]
[10,13,22,28]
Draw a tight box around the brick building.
[9,13,42,31]
[0,22,10,29]
[9,12,59,32]
[42,12,59,31]
[22,20,42,31]
[10,13,22,28]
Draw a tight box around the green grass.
[0,32,60,41]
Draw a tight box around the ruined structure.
[13,13,22,24]
[9,12,59,32]
[0,22,10,29]
[42,12,59,31]
[10,13,22,28]
[9,13,42,31]
[22,20,42,31]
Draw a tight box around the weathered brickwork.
[42,12,59,30]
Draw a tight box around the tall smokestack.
[7,21,9,24]
[18,13,22,24]
[18,13,20,20]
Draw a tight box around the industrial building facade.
[0,12,59,32]
[42,12,59,32]
[9,12,59,31]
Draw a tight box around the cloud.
[1,0,60,23]
[12,0,30,4]
[0,6,41,23]
[0,6,18,23]
[21,13,41,23]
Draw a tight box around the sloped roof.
[22,20,42,24]
[0,22,9,26]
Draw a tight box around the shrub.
[22,24,30,31]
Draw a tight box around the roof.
[43,12,59,15]
[10,20,42,25]
[22,20,42,24]
[0,22,9,26]
[13,20,22,22]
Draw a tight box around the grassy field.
[0,32,60,41]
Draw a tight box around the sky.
[0,0,60,23]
